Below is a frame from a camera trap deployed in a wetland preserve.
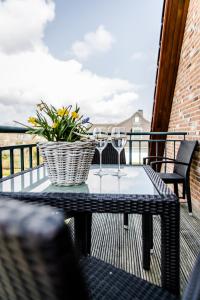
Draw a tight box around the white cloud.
[71,25,115,60]
[0,0,138,125]
[0,0,55,54]
[0,50,138,124]
[130,52,147,61]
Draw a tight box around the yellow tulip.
[28,117,37,126]
[57,108,68,117]
[71,111,79,119]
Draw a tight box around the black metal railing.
[126,130,186,166]
[0,126,40,178]
[0,144,40,179]
[0,126,187,178]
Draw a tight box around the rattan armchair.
[0,199,198,300]
[143,140,197,214]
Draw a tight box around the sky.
[0,0,163,125]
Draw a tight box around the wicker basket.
[38,140,96,186]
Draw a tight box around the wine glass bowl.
[95,134,108,153]
[111,127,127,176]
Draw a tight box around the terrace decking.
[69,203,200,295]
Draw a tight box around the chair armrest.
[143,156,175,165]
[150,160,189,167]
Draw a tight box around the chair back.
[0,199,88,300]
[182,253,200,300]
[92,142,126,164]
[174,140,197,177]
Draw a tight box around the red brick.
[167,0,200,217]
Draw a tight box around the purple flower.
[82,117,90,124]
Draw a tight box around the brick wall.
[167,0,200,214]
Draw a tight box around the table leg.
[74,213,92,257]
[161,205,180,296]
[86,213,92,256]
[142,214,153,270]
[123,213,129,229]
[150,216,153,250]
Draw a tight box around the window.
[135,116,139,123]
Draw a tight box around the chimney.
[138,109,143,117]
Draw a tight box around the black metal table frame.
[0,165,180,296]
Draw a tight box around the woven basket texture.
[38,140,96,186]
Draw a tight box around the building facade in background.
[91,110,150,134]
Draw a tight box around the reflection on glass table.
[0,165,158,196]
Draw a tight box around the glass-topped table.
[0,164,180,296]
[0,165,159,196]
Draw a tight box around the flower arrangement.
[19,101,92,142]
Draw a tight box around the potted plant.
[18,101,96,186]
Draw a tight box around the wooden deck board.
[88,203,200,294]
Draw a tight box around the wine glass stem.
[118,151,121,173]
[99,150,102,172]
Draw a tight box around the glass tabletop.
[0,165,159,195]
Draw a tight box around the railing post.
[156,141,158,172]
[10,149,14,175]
[36,146,40,166]
[173,141,176,160]
[20,147,24,171]
[0,150,2,178]
[29,146,33,169]
[129,129,132,165]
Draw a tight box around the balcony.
[0,0,200,296]
[0,126,199,298]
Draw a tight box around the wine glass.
[93,127,108,176]
[111,127,127,176]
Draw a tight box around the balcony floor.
[70,204,200,294]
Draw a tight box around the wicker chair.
[0,199,199,300]
[92,142,128,228]
[143,140,197,214]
